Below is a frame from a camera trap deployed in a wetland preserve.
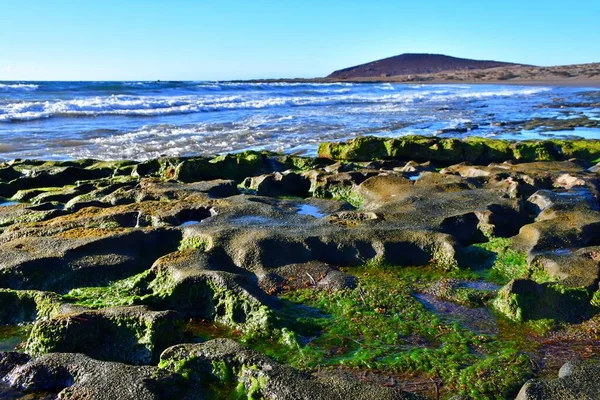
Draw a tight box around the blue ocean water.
[0,81,598,161]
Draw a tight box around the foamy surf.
[0,81,596,160]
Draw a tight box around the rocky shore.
[0,135,599,399]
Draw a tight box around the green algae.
[313,183,363,208]
[317,135,600,165]
[460,237,550,285]
[178,236,209,252]
[232,262,533,399]
[62,271,151,309]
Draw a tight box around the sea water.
[0,81,598,160]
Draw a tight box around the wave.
[0,83,39,91]
[0,86,552,122]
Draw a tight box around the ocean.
[0,81,599,161]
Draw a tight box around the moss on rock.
[317,135,600,165]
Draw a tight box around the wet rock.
[527,189,598,214]
[160,339,423,400]
[308,169,379,206]
[422,278,497,307]
[393,160,436,174]
[173,152,275,182]
[589,162,600,173]
[0,352,30,376]
[26,306,184,365]
[516,360,600,400]
[522,115,599,131]
[2,352,186,400]
[1,166,114,198]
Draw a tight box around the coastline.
[235,77,600,88]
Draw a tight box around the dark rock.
[516,360,600,400]
[3,352,187,400]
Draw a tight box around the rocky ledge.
[0,135,599,399]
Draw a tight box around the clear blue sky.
[1,0,599,81]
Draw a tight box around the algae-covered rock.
[26,306,184,365]
[174,151,286,182]
[493,279,593,322]
[139,250,276,334]
[317,135,600,165]
[2,352,187,400]
[159,339,423,400]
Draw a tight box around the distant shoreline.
[233,77,600,88]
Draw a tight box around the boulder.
[516,360,600,400]
[26,306,184,365]
[2,352,187,400]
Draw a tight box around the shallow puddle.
[413,293,498,335]
[184,319,238,343]
[296,204,326,218]
[0,384,58,400]
[458,281,500,291]
[0,326,29,352]
[179,220,201,227]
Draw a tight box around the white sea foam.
[0,86,550,122]
[0,83,39,91]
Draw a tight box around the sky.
[1,0,599,81]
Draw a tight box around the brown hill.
[328,53,527,79]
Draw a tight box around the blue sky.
[1,0,599,81]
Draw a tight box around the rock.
[0,166,114,198]
[492,279,592,322]
[241,171,311,197]
[0,226,182,292]
[159,339,423,400]
[173,152,285,182]
[137,249,276,334]
[318,135,600,165]
[526,188,598,214]
[2,352,187,400]
[26,306,184,365]
[530,247,600,289]
[513,209,600,255]
[257,261,358,294]
[516,360,600,400]
[555,173,586,189]
[0,352,30,376]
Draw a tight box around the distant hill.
[328,53,526,79]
